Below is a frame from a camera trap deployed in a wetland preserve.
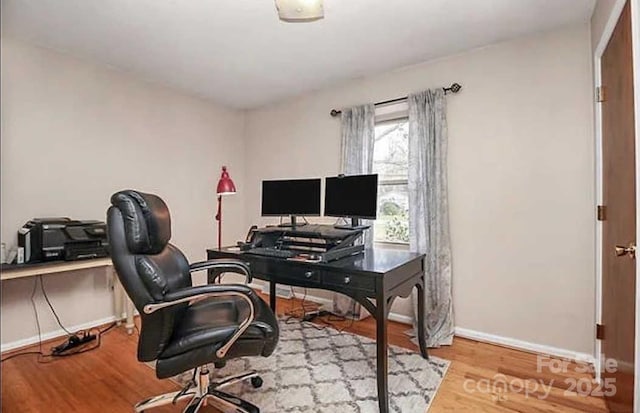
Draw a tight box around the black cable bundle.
[1,276,117,363]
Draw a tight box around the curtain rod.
[329,83,462,117]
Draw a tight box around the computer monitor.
[324,174,378,223]
[261,178,321,223]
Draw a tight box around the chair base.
[135,366,262,413]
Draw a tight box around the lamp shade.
[216,166,236,195]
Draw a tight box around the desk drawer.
[322,271,375,293]
[278,268,321,285]
[276,265,322,287]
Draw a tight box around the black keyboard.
[245,248,297,259]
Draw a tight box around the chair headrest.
[110,190,171,255]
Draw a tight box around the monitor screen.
[324,174,378,219]
[261,178,322,216]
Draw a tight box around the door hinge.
[596,86,606,102]
[596,324,605,340]
[597,205,606,221]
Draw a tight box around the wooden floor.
[1,293,609,413]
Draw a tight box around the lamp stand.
[215,195,222,250]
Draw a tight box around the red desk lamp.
[215,166,236,249]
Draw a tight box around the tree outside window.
[373,119,409,244]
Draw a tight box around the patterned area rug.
[169,320,450,413]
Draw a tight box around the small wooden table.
[1,258,135,335]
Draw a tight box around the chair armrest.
[189,259,252,283]
[142,284,257,359]
[163,284,254,302]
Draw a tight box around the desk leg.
[269,281,277,312]
[108,266,126,327]
[376,298,389,413]
[416,281,429,359]
[111,267,134,334]
[124,297,135,335]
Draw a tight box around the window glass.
[373,119,409,244]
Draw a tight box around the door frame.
[592,0,640,407]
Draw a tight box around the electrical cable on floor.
[284,287,319,324]
[0,350,45,363]
[2,321,119,363]
[1,277,119,363]
[284,287,314,323]
[319,313,356,333]
[100,322,117,336]
[281,286,357,332]
[48,322,117,358]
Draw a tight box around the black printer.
[18,218,109,263]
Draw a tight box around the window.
[373,118,409,244]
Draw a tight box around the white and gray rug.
[169,319,449,413]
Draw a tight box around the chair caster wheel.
[251,376,263,388]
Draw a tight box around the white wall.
[1,24,597,356]
[0,38,247,346]
[245,24,595,354]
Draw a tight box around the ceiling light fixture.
[275,0,324,22]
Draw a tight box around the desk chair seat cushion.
[156,295,278,379]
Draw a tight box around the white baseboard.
[454,327,595,364]
[295,291,594,364]
[1,315,118,353]
[388,312,414,325]
[256,282,293,299]
[3,290,594,366]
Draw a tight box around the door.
[601,2,636,412]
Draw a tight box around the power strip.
[302,310,331,322]
[51,332,96,356]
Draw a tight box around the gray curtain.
[407,89,454,347]
[332,104,375,317]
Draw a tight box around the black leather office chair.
[107,190,279,413]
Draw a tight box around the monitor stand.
[334,218,370,231]
[277,216,307,229]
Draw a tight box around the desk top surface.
[208,247,424,275]
[1,257,112,280]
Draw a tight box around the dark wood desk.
[207,247,428,413]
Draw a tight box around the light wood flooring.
[0,293,609,412]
